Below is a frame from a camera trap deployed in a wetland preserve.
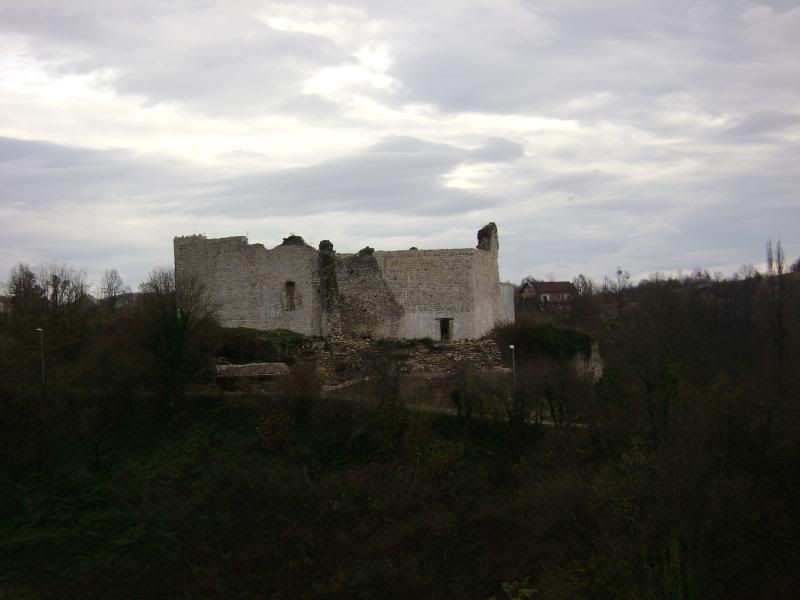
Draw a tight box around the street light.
[509,344,516,394]
[35,328,45,389]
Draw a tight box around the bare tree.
[99,269,131,310]
[572,273,595,297]
[571,273,602,332]
[765,238,787,366]
[140,267,218,333]
[764,238,788,442]
[603,267,631,317]
[734,263,760,280]
[137,268,218,405]
[140,267,174,296]
[7,263,44,310]
[37,262,88,311]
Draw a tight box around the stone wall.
[374,248,479,339]
[174,223,506,340]
[336,249,403,338]
[174,234,321,336]
[499,282,516,324]
[472,244,502,336]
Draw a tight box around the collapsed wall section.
[334,249,404,338]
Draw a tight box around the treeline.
[0,249,798,598]
[0,263,220,477]
[582,262,800,598]
[496,245,800,598]
[450,245,799,597]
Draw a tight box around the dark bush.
[214,327,309,364]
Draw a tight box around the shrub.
[215,327,309,364]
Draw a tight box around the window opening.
[285,281,296,311]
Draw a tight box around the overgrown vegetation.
[495,320,592,361]
[1,254,799,598]
[215,327,310,364]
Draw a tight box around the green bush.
[214,327,309,364]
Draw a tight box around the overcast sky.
[1,0,798,291]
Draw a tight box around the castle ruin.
[174,223,514,341]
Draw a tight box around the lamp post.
[35,328,45,390]
[509,344,516,394]
[508,343,521,462]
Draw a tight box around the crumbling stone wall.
[335,247,403,338]
[472,240,502,336]
[174,223,508,340]
[174,234,321,336]
[499,282,516,324]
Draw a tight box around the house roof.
[521,281,577,294]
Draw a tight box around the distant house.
[518,280,577,313]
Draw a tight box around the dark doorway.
[439,318,453,341]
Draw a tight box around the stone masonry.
[174,223,514,341]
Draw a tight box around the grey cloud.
[720,110,800,140]
[0,133,520,220]
[0,137,218,209]
[108,28,340,114]
[492,132,799,280]
[5,0,798,129]
[217,136,517,216]
[382,0,799,136]
[0,137,113,167]
[469,138,525,162]
[535,171,621,196]
[0,2,346,116]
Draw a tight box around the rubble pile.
[308,335,503,384]
[403,338,502,373]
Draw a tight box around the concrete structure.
[174,223,512,341]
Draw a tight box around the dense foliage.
[215,327,310,365]
[495,320,592,361]
[0,260,798,598]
